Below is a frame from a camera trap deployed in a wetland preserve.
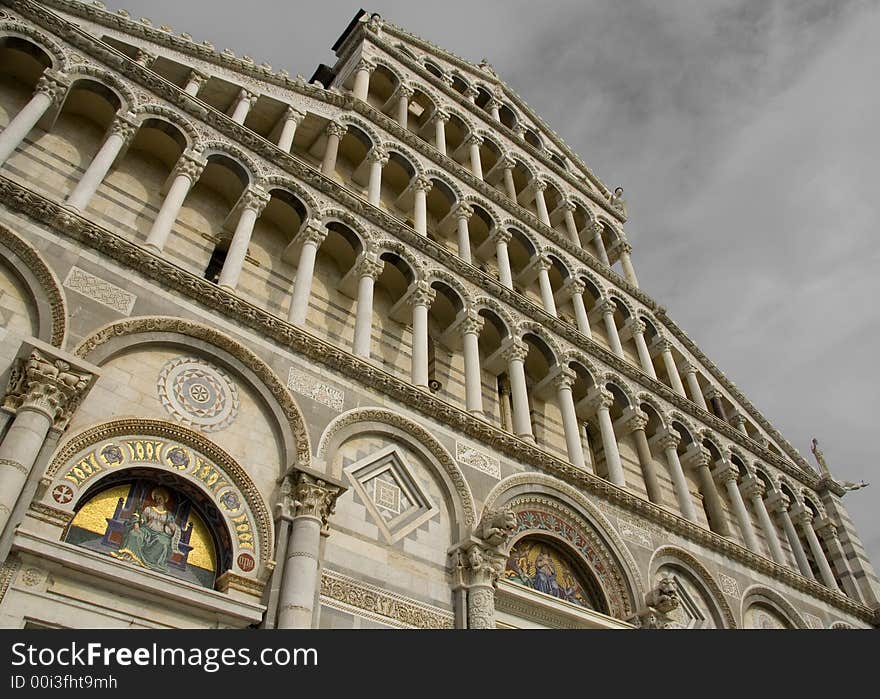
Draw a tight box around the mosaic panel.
[157,356,239,432]
[504,538,598,609]
[63,266,136,315]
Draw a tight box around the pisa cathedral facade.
[0,0,876,629]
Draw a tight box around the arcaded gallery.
[0,0,876,630]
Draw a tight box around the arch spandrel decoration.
[43,419,273,587]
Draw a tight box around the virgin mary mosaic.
[64,479,218,588]
[504,538,598,609]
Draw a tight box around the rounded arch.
[64,64,136,112]
[740,585,809,629]
[0,222,67,347]
[423,268,473,308]
[607,292,635,319]
[561,349,600,382]
[72,316,311,468]
[544,250,574,281]
[573,267,606,299]
[381,142,424,178]
[595,216,622,243]
[0,22,69,70]
[261,174,320,217]
[501,219,541,254]
[373,237,424,280]
[649,545,737,628]
[483,472,644,618]
[423,168,464,202]
[601,374,637,407]
[668,412,699,445]
[516,320,563,363]
[316,407,476,534]
[472,296,516,338]
[636,393,669,429]
[336,114,381,149]
[197,140,259,184]
[369,56,404,85]
[316,208,371,249]
[461,195,502,231]
[45,417,273,579]
[130,103,199,149]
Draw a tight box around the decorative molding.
[717,572,740,597]
[62,265,136,315]
[286,368,344,412]
[0,556,20,606]
[616,516,652,550]
[157,355,240,432]
[455,441,500,479]
[320,568,453,629]
[740,585,809,630]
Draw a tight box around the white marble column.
[183,69,208,97]
[0,347,94,536]
[553,368,586,470]
[598,300,624,358]
[277,107,305,153]
[217,187,270,292]
[535,255,557,317]
[463,85,479,104]
[629,320,656,379]
[714,462,758,550]
[681,363,708,410]
[396,85,414,129]
[656,431,697,521]
[655,339,686,397]
[412,176,432,235]
[431,110,449,155]
[730,412,748,435]
[352,58,375,101]
[466,134,484,179]
[366,146,388,206]
[493,229,514,289]
[683,445,731,536]
[766,492,814,578]
[287,222,328,325]
[454,204,474,263]
[502,339,532,440]
[459,312,485,415]
[568,281,592,338]
[144,152,206,253]
[487,98,501,122]
[230,88,257,124]
[352,252,384,358]
[407,282,435,388]
[321,121,347,176]
[0,71,68,166]
[66,114,137,211]
[618,241,639,287]
[623,409,663,504]
[133,49,156,68]
[591,222,610,266]
[588,389,625,487]
[277,471,343,629]
[501,158,517,200]
[532,180,551,227]
[561,201,580,246]
[740,476,786,564]
[792,506,840,591]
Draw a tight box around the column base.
[218,283,236,294]
[143,243,163,255]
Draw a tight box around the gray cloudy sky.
[102,1,880,567]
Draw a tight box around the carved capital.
[712,462,739,485]
[491,228,513,245]
[283,106,306,124]
[108,113,138,142]
[235,88,258,106]
[531,178,548,192]
[567,279,586,296]
[453,203,474,221]
[813,517,838,541]
[703,386,724,401]
[729,411,747,428]
[655,431,680,453]
[299,221,328,247]
[625,318,646,337]
[3,349,94,429]
[500,339,529,364]
[584,388,614,414]
[288,471,342,527]
[397,84,415,100]
[366,146,389,165]
[187,69,209,87]
[354,252,384,280]
[429,109,450,124]
[500,155,517,170]
[597,298,617,317]
[325,121,348,139]
[34,70,70,105]
[679,362,698,376]
[458,311,484,337]
[134,49,156,67]
[465,133,484,147]
[172,152,206,182]
[407,281,436,308]
[413,176,433,193]
[356,57,376,73]
[621,408,649,434]
[790,506,813,528]
[740,476,765,500]
[551,367,577,392]
[682,445,711,471]
[238,186,271,215]
[764,491,790,514]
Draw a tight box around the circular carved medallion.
[237,553,255,572]
[157,357,239,432]
[52,484,74,504]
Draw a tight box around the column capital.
[679,362,698,376]
[397,83,415,100]
[559,198,578,212]
[286,470,343,529]
[325,121,348,139]
[789,505,813,528]
[650,337,672,355]
[534,254,553,273]
[813,517,837,541]
[464,133,484,147]
[283,106,306,124]
[500,154,517,170]
[655,430,680,453]
[134,49,157,67]
[619,407,649,434]
[353,252,384,280]
[298,220,328,247]
[463,85,480,101]
[584,387,614,414]
[530,177,548,192]
[34,69,70,105]
[108,113,138,142]
[453,203,474,221]
[187,69,209,87]
[413,176,433,193]
[681,444,711,470]
[406,281,436,308]
[366,146,389,165]
[739,475,765,500]
[3,346,96,429]
[235,87,258,106]
[491,227,513,245]
[763,490,790,514]
[171,151,207,182]
[566,279,586,297]
[596,298,617,317]
[500,338,529,364]
[729,411,747,428]
[238,186,271,215]
[712,461,740,485]
[624,317,646,337]
[485,97,502,112]
[458,310,484,337]
[551,366,577,392]
[616,241,633,256]
[703,386,724,401]
[590,220,605,236]
[356,56,376,72]
[429,109,450,124]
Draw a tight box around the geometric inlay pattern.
[63,265,137,315]
[157,356,239,433]
[344,444,438,544]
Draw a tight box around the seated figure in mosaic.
[111,487,181,573]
